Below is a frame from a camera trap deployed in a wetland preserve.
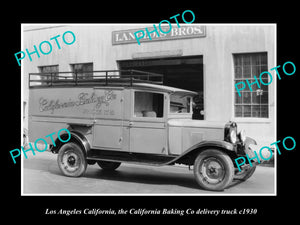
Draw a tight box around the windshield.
[170,93,191,113]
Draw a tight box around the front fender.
[244,136,257,148]
[166,140,235,165]
[185,140,235,153]
[242,136,257,159]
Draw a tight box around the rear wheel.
[97,161,121,171]
[57,142,87,177]
[194,149,234,191]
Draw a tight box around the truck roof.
[29,69,197,95]
[133,83,197,95]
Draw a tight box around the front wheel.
[194,149,234,191]
[57,142,87,177]
[235,165,256,181]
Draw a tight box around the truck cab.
[28,70,257,191]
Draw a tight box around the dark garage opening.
[118,56,204,119]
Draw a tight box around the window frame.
[70,62,94,80]
[169,93,193,115]
[232,52,270,120]
[38,65,59,81]
[131,90,166,121]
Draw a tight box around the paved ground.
[22,151,275,195]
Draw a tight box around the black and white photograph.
[4,5,298,221]
[20,23,277,195]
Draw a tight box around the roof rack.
[29,69,163,88]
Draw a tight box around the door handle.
[129,122,133,127]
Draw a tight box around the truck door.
[128,90,167,154]
[92,88,125,151]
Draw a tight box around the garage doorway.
[118,56,204,119]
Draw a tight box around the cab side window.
[134,92,164,118]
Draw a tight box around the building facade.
[22,24,276,151]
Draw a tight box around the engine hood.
[167,119,228,154]
[167,119,226,129]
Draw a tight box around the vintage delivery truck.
[28,70,258,191]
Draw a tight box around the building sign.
[112,25,206,45]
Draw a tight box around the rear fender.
[51,130,90,155]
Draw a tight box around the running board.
[87,149,177,166]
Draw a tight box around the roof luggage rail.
[29,69,163,88]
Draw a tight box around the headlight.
[230,129,237,144]
[239,129,246,143]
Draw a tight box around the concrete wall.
[22,24,276,151]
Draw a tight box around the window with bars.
[70,63,93,80]
[233,52,269,118]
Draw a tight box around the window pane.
[234,66,242,78]
[252,65,260,77]
[252,54,260,65]
[261,65,268,72]
[235,80,249,91]
[134,92,164,118]
[74,64,82,70]
[261,105,268,118]
[252,92,261,104]
[247,79,260,91]
[71,63,93,80]
[38,65,59,81]
[235,105,242,117]
[39,65,58,73]
[261,91,268,104]
[242,92,251,104]
[170,94,191,113]
[85,64,93,71]
[235,92,242,104]
[234,55,242,66]
[261,53,267,65]
[260,70,270,80]
[243,105,251,117]
[260,79,269,87]
[243,65,251,78]
[252,105,260,117]
[243,55,251,65]
[261,83,268,92]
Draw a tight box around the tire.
[57,142,87,177]
[97,161,121,171]
[235,165,256,181]
[194,149,234,191]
